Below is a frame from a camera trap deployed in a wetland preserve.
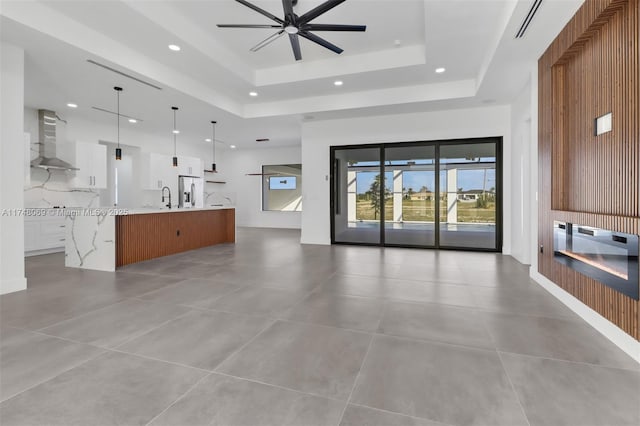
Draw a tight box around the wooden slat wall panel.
[539,0,639,339]
[551,0,638,216]
[115,209,235,267]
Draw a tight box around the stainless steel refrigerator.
[178,175,204,208]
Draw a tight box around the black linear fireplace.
[554,222,639,300]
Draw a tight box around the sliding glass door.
[384,144,437,247]
[332,147,383,244]
[438,142,498,249]
[331,138,502,251]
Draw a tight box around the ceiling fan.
[217,0,366,61]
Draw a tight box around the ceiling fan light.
[284,25,299,34]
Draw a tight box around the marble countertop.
[24,206,234,216]
[122,206,235,215]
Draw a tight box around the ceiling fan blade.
[282,0,295,22]
[217,24,282,28]
[234,0,284,25]
[302,24,366,32]
[250,30,285,52]
[299,0,347,25]
[299,31,343,54]
[289,33,302,61]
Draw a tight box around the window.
[262,164,302,211]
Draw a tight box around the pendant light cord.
[173,109,177,156]
[116,90,120,149]
[212,121,216,163]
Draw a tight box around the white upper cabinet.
[91,144,107,188]
[178,155,202,177]
[64,142,107,189]
[140,152,178,190]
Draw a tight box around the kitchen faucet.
[161,186,172,209]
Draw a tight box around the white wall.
[510,81,533,265]
[300,106,513,247]
[1,43,27,294]
[225,146,302,229]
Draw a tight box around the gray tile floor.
[1,227,638,426]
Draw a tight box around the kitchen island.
[65,207,235,271]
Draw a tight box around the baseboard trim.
[530,269,640,363]
[0,277,27,295]
[25,247,64,257]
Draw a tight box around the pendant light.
[210,120,217,172]
[171,106,179,167]
[114,87,123,160]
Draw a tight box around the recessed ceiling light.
[334,80,343,86]
[205,138,212,142]
[249,91,258,97]
[435,67,446,73]
[168,44,181,51]
[172,130,180,134]
[128,118,137,123]
[230,145,237,149]
[66,103,78,108]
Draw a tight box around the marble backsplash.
[25,138,233,209]
[25,170,236,210]
[26,134,100,208]
[25,168,100,208]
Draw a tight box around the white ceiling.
[1,0,584,149]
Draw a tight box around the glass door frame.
[330,137,503,252]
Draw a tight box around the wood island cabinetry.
[115,209,235,267]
